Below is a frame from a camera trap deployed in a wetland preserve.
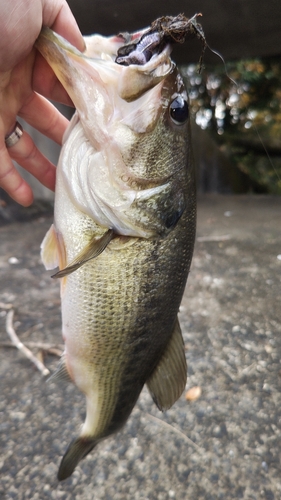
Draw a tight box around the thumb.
[42,0,85,52]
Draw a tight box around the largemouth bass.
[36,15,198,481]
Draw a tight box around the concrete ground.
[0,195,280,500]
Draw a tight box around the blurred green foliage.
[183,57,281,194]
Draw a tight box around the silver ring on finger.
[5,121,23,148]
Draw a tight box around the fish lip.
[36,27,82,57]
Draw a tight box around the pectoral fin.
[52,229,115,279]
[146,317,187,411]
[41,224,66,271]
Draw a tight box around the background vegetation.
[184,57,281,194]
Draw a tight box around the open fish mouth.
[36,13,206,101]
[36,24,172,104]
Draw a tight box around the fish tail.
[58,436,98,481]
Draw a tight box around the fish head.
[36,26,194,237]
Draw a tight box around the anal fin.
[47,354,72,384]
[146,317,187,411]
[52,229,115,279]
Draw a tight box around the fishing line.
[141,413,206,453]
[253,123,281,182]
[205,44,238,87]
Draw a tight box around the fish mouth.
[35,26,174,103]
[36,14,205,103]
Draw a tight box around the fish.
[36,14,198,481]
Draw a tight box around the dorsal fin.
[146,317,187,411]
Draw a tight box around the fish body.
[37,18,196,480]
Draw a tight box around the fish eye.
[169,96,189,125]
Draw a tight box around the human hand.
[0,0,85,206]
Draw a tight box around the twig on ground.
[5,310,50,377]
[0,302,13,309]
[197,234,231,242]
[0,341,63,357]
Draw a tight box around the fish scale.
[61,205,194,433]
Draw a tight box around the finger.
[0,140,34,206]
[19,91,70,144]
[42,0,85,52]
[8,130,56,192]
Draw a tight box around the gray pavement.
[0,195,280,499]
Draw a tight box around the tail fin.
[58,436,97,481]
